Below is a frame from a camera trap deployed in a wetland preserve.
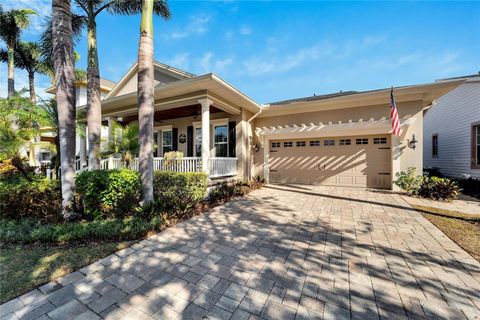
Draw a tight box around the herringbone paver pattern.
[2,185,480,319]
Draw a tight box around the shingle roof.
[269,90,360,105]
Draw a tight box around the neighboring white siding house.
[423,75,480,179]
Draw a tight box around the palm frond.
[106,0,170,19]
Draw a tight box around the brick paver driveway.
[2,185,480,320]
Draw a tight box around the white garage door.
[269,135,391,189]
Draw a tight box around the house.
[71,60,462,190]
[30,77,117,167]
[423,73,480,179]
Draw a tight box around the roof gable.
[106,61,194,99]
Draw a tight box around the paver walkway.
[2,185,480,320]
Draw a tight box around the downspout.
[246,107,264,179]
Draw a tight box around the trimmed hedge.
[0,175,61,222]
[0,216,162,244]
[153,171,208,213]
[76,169,141,219]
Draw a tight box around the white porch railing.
[209,157,238,178]
[87,156,237,178]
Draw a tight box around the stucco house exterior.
[423,74,480,179]
[69,60,462,190]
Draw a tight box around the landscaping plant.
[76,169,141,219]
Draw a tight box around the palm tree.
[137,0,169,204]
[71,0,170,171]
[0,42,45,104]
[0,5,36,97]
[39,14,87,83]
[52,0,77,219]
[105,120,140,167]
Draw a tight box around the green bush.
[456,178,480,199]
[0,175,61,222]
[394,167,423,196]
[209,180,260,204]
[76,169,141,219]
[153,171,208,214]
[419,176,460,201]
[0,216,162,244]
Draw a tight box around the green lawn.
[0,241,132,303]
[415,205,480,263]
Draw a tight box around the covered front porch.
[77,74,261,180]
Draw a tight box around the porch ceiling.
[118,104,223,124]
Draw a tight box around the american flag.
[390,89,402,136]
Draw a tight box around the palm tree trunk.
[86,0,101,170]
[52,0,77,219]
[137,0,155,205]
[7,45,15,97]
[28,71,36,104]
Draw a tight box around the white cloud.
[167,52,190,71]
[166,14,211,39]
[197,53,233,73]
[2,0,51,35]
[239,25,251,36]
[243,41,336,75]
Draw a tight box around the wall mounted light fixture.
[409,134,418,150]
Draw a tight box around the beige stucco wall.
[116,70,181,97]
[250,100,425,188]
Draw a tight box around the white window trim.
[213,123,229,157]
[193,118,230,157]
[161,129,173,156]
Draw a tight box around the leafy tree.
[0,5,36,97]
[0,94,48,161]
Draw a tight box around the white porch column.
[391,134,402,191]
[107,116,114,146]
[263,136,269,182]
[199,98,213,176]
[79,124,87,167]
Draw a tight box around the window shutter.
[187,126,193,157]
[228,121,236,157]
[172,128,178,151]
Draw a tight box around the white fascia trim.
[154,125,172,132]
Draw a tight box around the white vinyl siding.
[423,79,480,178]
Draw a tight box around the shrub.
[394,167,423,195]
[0,175,61,222]
[455,178,480,199]
[153,171,208,215]
[418,176,460,201]
[209,180,258,204]
[76,169,141,219]
[0,216,163,244]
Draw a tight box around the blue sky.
[1,0,479,103]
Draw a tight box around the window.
[356,138,368,145]
[296,141,306,147]
[283,141,293,147]
[195,127,202,157]
[162,130,173,154]
[324,139,335,146]
[339,139,351,145]
[271,142,281,149]
[214,125,228,157]
[432,134,438,157]
[310,140,320,147]
[472,124,480,168]
[374,137,387,144]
